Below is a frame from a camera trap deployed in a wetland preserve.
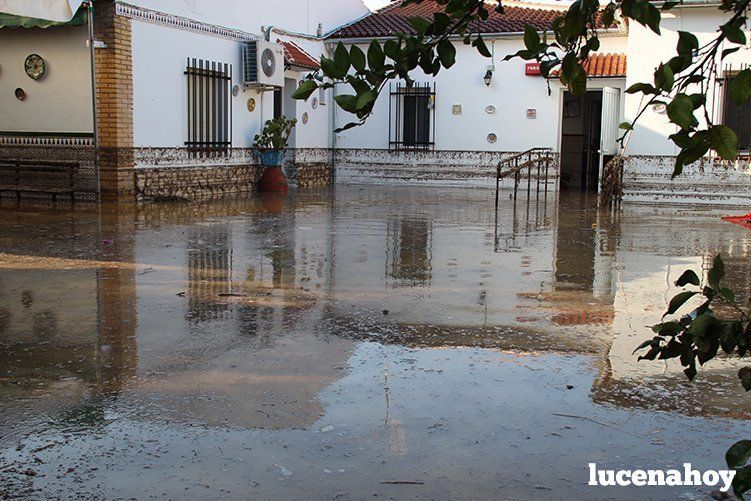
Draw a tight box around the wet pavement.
[1,186,750,499]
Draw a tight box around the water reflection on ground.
[1,186,750,499]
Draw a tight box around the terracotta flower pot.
[258,150,288,193]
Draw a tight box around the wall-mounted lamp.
[484,66,494,86]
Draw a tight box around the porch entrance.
[559,88,621,193]
[560,91,601,192]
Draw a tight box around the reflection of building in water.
[592,209,751,418]
[187,226,233,323]
[386,217,432,287]
[0,214,138,404]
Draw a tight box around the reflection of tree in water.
[386,217,432,287]
[186,226,232,323]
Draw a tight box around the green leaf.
[669,131,694,149]
[667,93,696,130]
[708,255,725,291]
[384,40,399,59]
[675,269,700,287]
[731,69,751,106]
[722,23,747,45]
[665,291,698,316]
[333,94,358,113]
[633,338,656,354]
[349,45,366,72]
[709,125,738,160]
[291,79,318,100]
[355,90,376,111]
[472,35,492,57]
[654,63,674,92]
[437,39,456,68]
[431,12,451,35]
[619,122,633,131]
[652,321,683,337]
[367,40,385,72]
[334,42,351,77]
[732,464,751,499]
[407,15,430,35]
[740,368,751,392]
[523,25,541,51]
[320,56,338,79]
[676,31,698,55]
[625,83,658,95]
[727,440,751,468]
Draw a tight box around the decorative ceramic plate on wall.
[24,54,45,80]
[485,105,496,114]
[487,133,497,143]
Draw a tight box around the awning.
[0,0,86,27]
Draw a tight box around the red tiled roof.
[278,39,320,70]
[329,0,566,38]
[551,53,627,78]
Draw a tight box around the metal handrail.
[495,147,555,208]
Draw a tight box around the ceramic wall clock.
[24,54,45,80]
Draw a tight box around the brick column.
[93,0,134,202]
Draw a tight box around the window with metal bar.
[185,58,233,157]
[722,66,751,154]
[389,82,436,151]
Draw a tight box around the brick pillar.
[93,0,134,202]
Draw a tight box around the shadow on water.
[2,186,751,498]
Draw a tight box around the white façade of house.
[0,0,749,204]
[327,1,751,204]
[0,0,370,148]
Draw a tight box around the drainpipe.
[325,41,337,185]
[86,0,100,203]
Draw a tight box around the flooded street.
[1,186,750,499]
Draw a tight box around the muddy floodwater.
[1,186,750,499]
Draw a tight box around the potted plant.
[253,115,297,192]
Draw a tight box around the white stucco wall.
[624,7,751,156]
[131,21,331,149]
[334,34,628,153]
[0,25,92,134]
[128,0,370,38]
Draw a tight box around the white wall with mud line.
[624,7,751,156]
[130,17,334,150]
[333,35,628,153]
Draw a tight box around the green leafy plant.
[253,116,297,150]
[637,255,751,497]
[293,0,750,168]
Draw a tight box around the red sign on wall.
[525,62,541,76]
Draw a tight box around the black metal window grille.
[389,82,436,151]
[721,63,751,153]
[185,58,232,157]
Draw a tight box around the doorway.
[282,77,297,148]
[559,90,603,192]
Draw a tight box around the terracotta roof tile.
[329,0,570,38]
[278,39,320,70]
[551,53,627,78]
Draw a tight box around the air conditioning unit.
[242,40,284,89]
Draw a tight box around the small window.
[185,58,232,157]
[723,72,751,153]
[389,82,435,151]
